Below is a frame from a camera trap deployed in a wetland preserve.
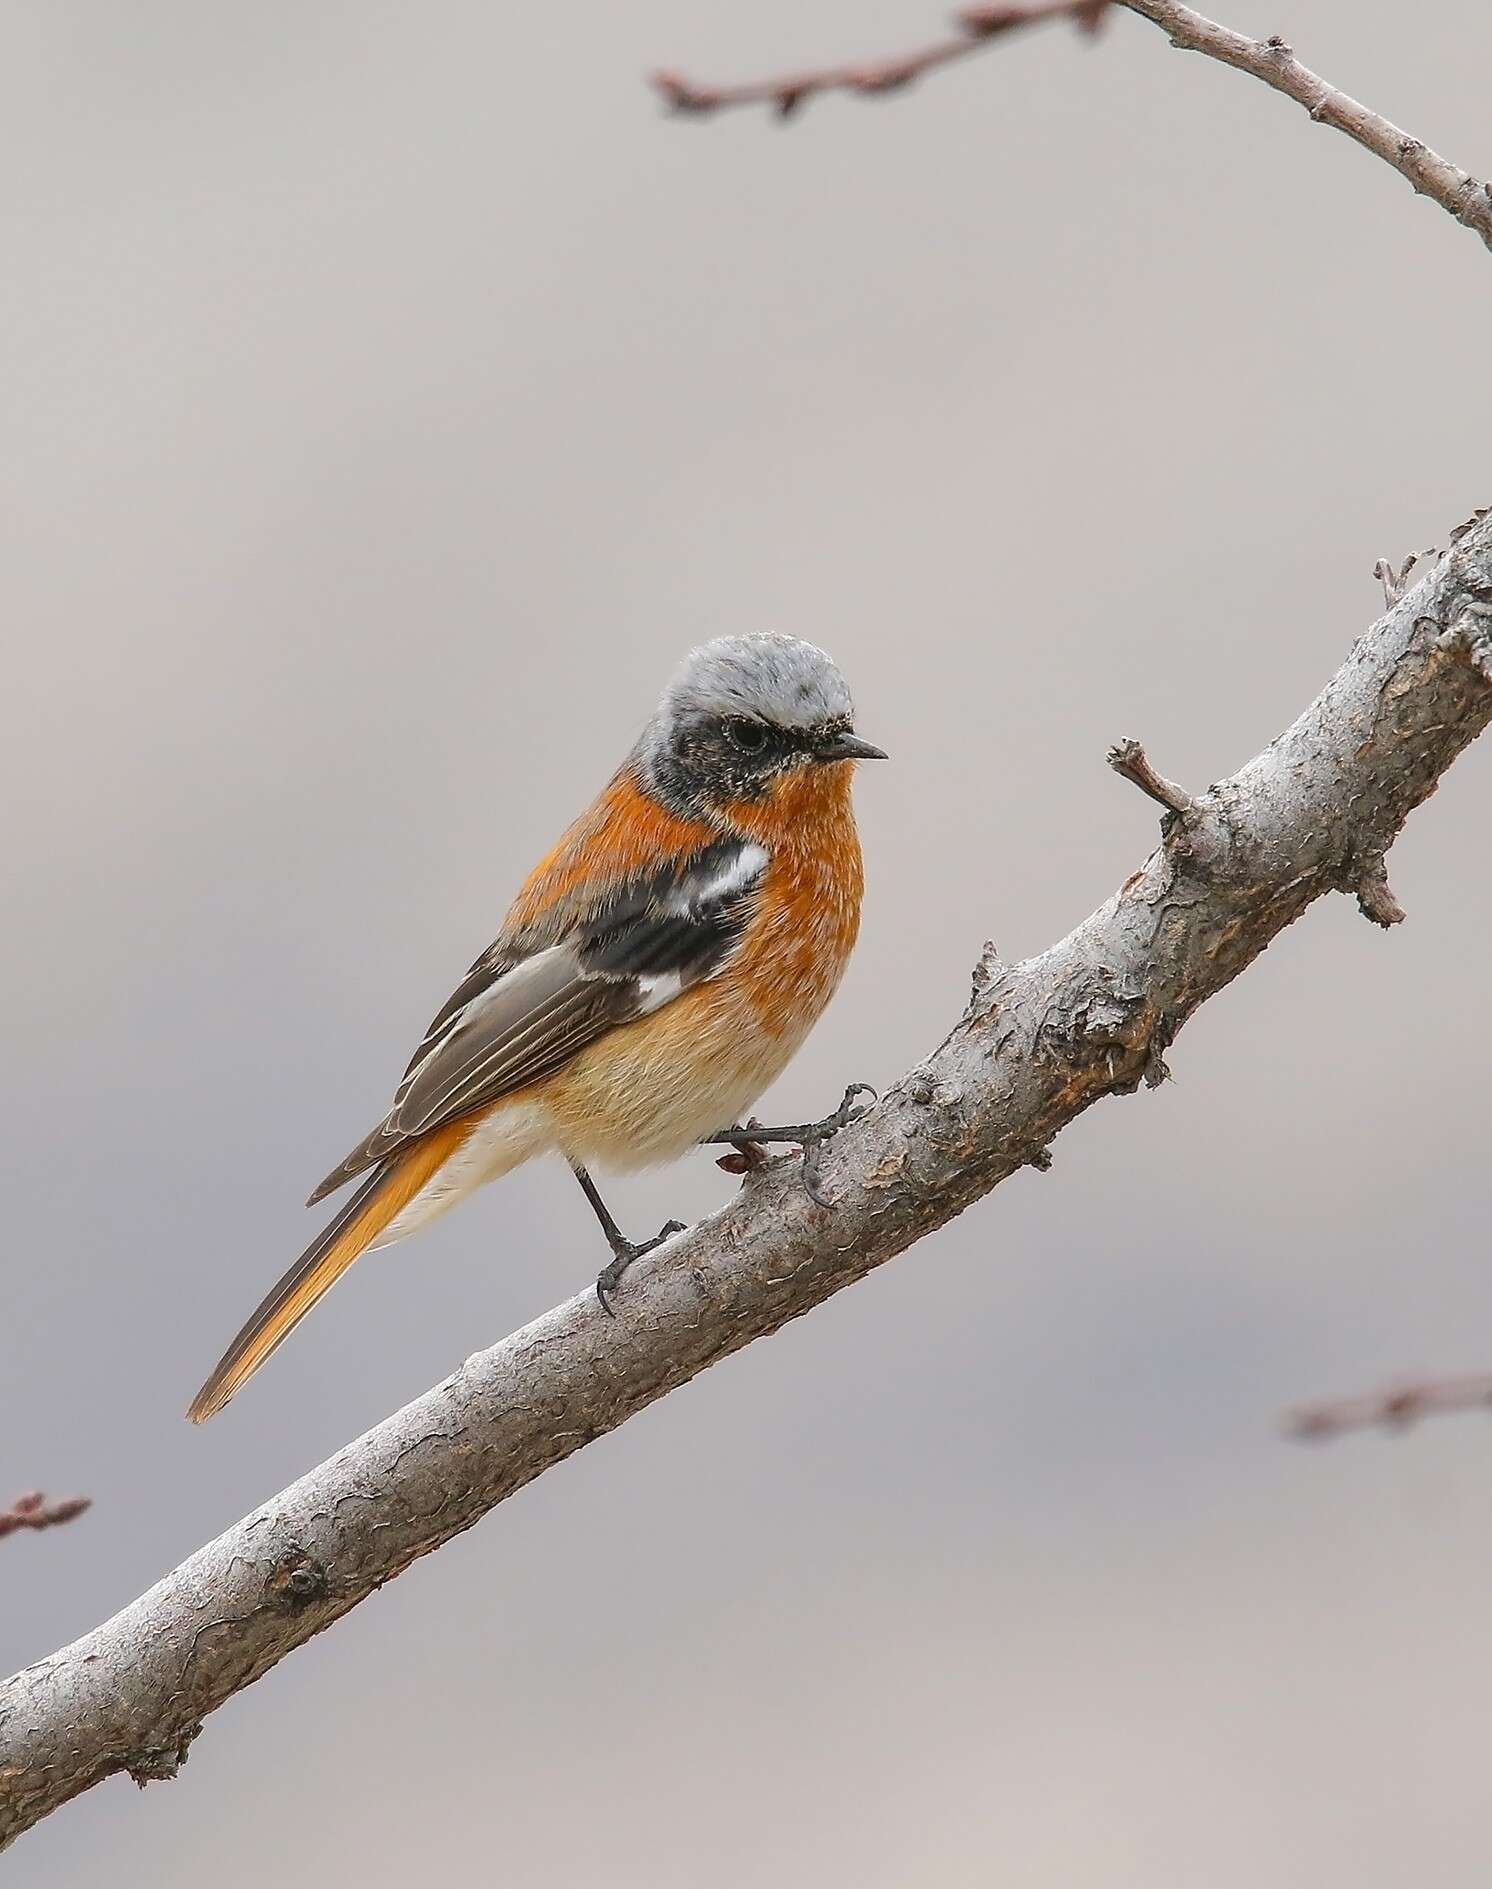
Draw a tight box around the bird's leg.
[703,1084,876,1208]
[571,1165,686,1316]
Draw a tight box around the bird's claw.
[796,1085,876,1206]
[822,1082,878,1136]
[595,1219,687,1316]
[708,1083,877,1208]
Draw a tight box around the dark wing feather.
[389,952,629,1135]
[306,835,767,1203]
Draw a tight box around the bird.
[187,634,885,1422]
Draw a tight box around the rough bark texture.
[2,515,1490,1847]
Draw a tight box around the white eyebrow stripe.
[664,842,769,915]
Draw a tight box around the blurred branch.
[652,3,1109,119]
[1121,1,1492,252]
[3,510,1491,1849]
[0,1493,90,1540]
[653,0,1492,255]
[1288,1375,1492,1442]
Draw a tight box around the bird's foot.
[595,1219,688,1317]
[706,1083,876,1207]
[714,1117,772,1178]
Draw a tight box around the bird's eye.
[725,718,769,755]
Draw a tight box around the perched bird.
[188,634,884,1422]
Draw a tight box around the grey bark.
[2,513,1490,1848]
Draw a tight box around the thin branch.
[1107,738,1194,815]
[2,513,1489,1849]
[0,1493,91,1540]
[651,2,1109,120]
[1287,1375,1492,1442]
[1375,551,1434,609]
[1121,1,1492,253]
[652,0,1492,255]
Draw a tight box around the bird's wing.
[306,834,768,1202]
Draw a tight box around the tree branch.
[651,3,1109,120]
[2,513,1490,1847]
[652,1,1492,256]
[1287,1375,1492,1443]
[1120,0,1492,252]
[0,1493,90,1541]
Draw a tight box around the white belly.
[369,1098,553,1249]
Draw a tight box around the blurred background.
[3,1,1491,1882]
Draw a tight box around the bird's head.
[640,633,885,822]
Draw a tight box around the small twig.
[651,1,1108,120]
[0,1492,91,1540]
[1352,854,1406,929]
[1287,1375,1492,1442]
[1106,738,1193,815]
[1373,550,1434,608]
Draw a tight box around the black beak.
[816,731,888,763]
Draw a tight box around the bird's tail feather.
[187,1118,471,1423]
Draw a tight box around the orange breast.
[722,758,865,1040]
[537,759,867,1169]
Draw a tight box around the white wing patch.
[636,970,685,1013]
[663,843,769,916]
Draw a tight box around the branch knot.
[266,1549,331,1610]
[1437,601,1492,685]
[127,1723,201,1789]
[1350,853,1407,929]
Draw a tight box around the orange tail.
[187,1120,469,1423]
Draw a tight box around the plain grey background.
[4,2,1491,1882]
